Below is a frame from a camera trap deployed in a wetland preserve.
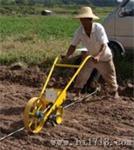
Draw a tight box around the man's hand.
[61,55,69,61]
[92,55,100,63]
[92,44,106,63]
[61,45,76,61]
[81,51,89,60]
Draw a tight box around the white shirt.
[71,22,112,61]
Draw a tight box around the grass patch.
[0,37,70,66]
[0,14,108,41]
[0,15,79,40]
[0,6,113,39]
[0,6,132,80]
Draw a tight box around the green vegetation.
[0,0,118,6]
[0,5,132,80]
[0,15,79,66]
[0,15,79,39]
[0,6,113,39]
[0,6,113,65]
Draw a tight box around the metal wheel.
[23,97,48,133]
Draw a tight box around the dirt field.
[0,66,134,150]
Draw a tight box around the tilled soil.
[0,66,134,150]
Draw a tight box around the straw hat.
[75,7,99,20]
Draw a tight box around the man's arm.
[61,45,76,59]
[66,45,76,57]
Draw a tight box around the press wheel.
[23,97,48,133]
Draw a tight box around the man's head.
[75,7,99,20]
[80,18,93,27]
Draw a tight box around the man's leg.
[96,59,119,98]
[82,68,100,93]
[74,60,94,96]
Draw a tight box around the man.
[62,7,119,98]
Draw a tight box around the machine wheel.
[23,97,48,133]
[108,41,125,59]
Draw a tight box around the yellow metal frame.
[24,55,92,133]
[39,55,92,98]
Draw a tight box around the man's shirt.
[71,22,112,61]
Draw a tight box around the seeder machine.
[23,55,93,133]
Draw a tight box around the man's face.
[80,18,92,27]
